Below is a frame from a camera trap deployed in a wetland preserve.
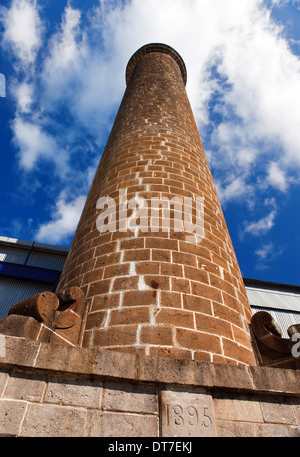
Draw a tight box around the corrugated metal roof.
[246,286,300,313]
[26,251,66,271]
[34,242,69,254]
[0,246,29,264]
[0,243,67,271]
[0,237,32,247]
[0,236,69,254]
[0,277,54,319]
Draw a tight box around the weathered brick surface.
[0,337,299,437]
[56,43,255,365]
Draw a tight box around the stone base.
[0,335,300,437]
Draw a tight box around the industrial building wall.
[0,237,68,319]
[0,277,54,318]
[0,240,68,271]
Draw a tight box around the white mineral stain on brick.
[109,278,115,293]
[103,309,112,328]
[136,171,143,185]
[126,192,143,238]
[156,290,161,309]
[150,305,157,325]
[136,324,142,346]
[138,275,150,291]
[219,267,224,280]
[129,262,136,275]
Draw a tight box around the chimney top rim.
[126,43,187,86]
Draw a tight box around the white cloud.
[0,73,5,97]
[2,0,42,66]
[40,5,87,118]
[14,82,33,113]
[271,0,300,8]
[38,4,121,138]
[244,209,277,236]
[243,198,278,236]
[217,9,300,167]
[255,242,274,260]
[12,117,57,170]
[266,161,288,191]
[43,5,85,84]
[35,192,86,244]
[254,240,285,270]
[215,175,254,204]
[11,117,70,175]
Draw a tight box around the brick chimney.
[56,43,256,366]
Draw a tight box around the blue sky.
[0,0,299,286]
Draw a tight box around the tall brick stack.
[56,44,256,366]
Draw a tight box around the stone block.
[103,381,157,414]
[137,355,212,387]
[222,339,255,365]
[0,399,27,436]
[35,342,94,374]
[160,388,216,437]
[216,420,255,437]
[94,349,137,380]
[213,393,263,423]
[210,363,253,392]
[44,377,102,408]
[0,372,8,396]
[89,411,158,437]
[140,324,174,345]
[219,420,292,437]
[255,423,291,437]
[260,397,297,425]
[249,365,300,395]
[109,307,150,326]
[93,324,138,346]
[4,372,46,402]
[289,426,300,437]
[20,404,87,437]
[289,398,300,424]
[0,315,41,340]
[176,327,221,353]
[0,336,40,368]
[155,308,194,329]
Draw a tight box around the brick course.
[56,44,256,365]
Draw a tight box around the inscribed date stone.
[161,389,216,437]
